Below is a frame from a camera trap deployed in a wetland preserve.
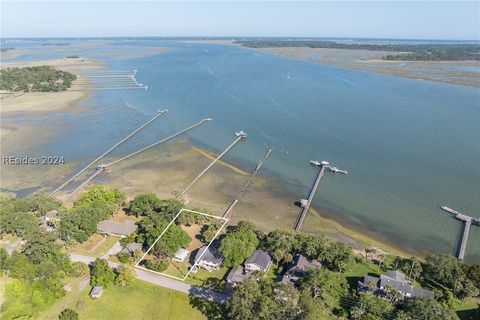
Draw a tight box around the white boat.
[235,131,247,138]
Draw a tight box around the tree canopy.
[90,258,116,288]
[0,66,77,92]
[220,225,259,267]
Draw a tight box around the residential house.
[226,250,272,286]
[280,254,322,286]
[119,242,143,256]
[97,220,137,237]
[192,246,223,272]
[357,270,434,300]
[245,250,273,272]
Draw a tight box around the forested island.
[0,66,77,92]
[236,40,480,61]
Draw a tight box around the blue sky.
[1,1,479,40]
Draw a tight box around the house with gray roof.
[280,254,322,286]
[226,250,272,286]
[358,270,434,301]
[245,250,272,272]
[193,246,223,272]
[97,219,137,237]
[120,242,143,256]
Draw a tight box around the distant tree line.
[0,66,77,92]
[236,40,480,61]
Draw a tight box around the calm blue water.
[2,40,479,262]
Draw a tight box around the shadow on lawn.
[189,295,228,320]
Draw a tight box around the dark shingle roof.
[195,246,223,265]
[287,254,321,273]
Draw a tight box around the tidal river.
[4,39,480,262]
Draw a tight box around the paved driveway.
[69,253,230,303]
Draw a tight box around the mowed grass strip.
[69,280,208,320]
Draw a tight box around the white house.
[193,246,223,272]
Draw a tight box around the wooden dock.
[441,205,479,260]
[294,163,327,231]
[58,118,211,200]
[179,131,246,196]
[221,148,274,218]
[50,109,168,196]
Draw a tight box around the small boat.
[235,131,247,138]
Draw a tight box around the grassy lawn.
[187,267,229,288]
[36,276,89,319]
[70,234,120,257]
[41,280,213,320]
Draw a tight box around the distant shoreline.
[186,39,480,88]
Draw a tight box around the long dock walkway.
[106,118,211,167]
[458,221,471,260]
[441,205,479,260]
[50,110,167,196]
[294,163,327,231]
[63,169,104,201]
[61,118,211,200]
[179,132,246,196]
[221,148,274,218]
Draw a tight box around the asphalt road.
[69,253,230,303]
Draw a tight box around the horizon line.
[1,35,479,42]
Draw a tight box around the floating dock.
[441,205,479,260]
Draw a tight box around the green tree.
[136,215,190,256]
[114,265,135,286]
[59,308,79,320]
[0,247,8,272]
[90,258,115,288]
[128,193,162,216]
[75,185,125,213]
[402,297,457,320]
[265,229,298,263]
[324,242,353,273]
[297,291,326,320]
[228,279,300,320]
[144,257,169,272]
[423,254,464,285]
[201,224,218,243]
[220,227,259,267]
[119,233,136,247]
[117,252,131,263]
[300,268,330,299]
[350,292,394,320]
[228,279,263,319]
